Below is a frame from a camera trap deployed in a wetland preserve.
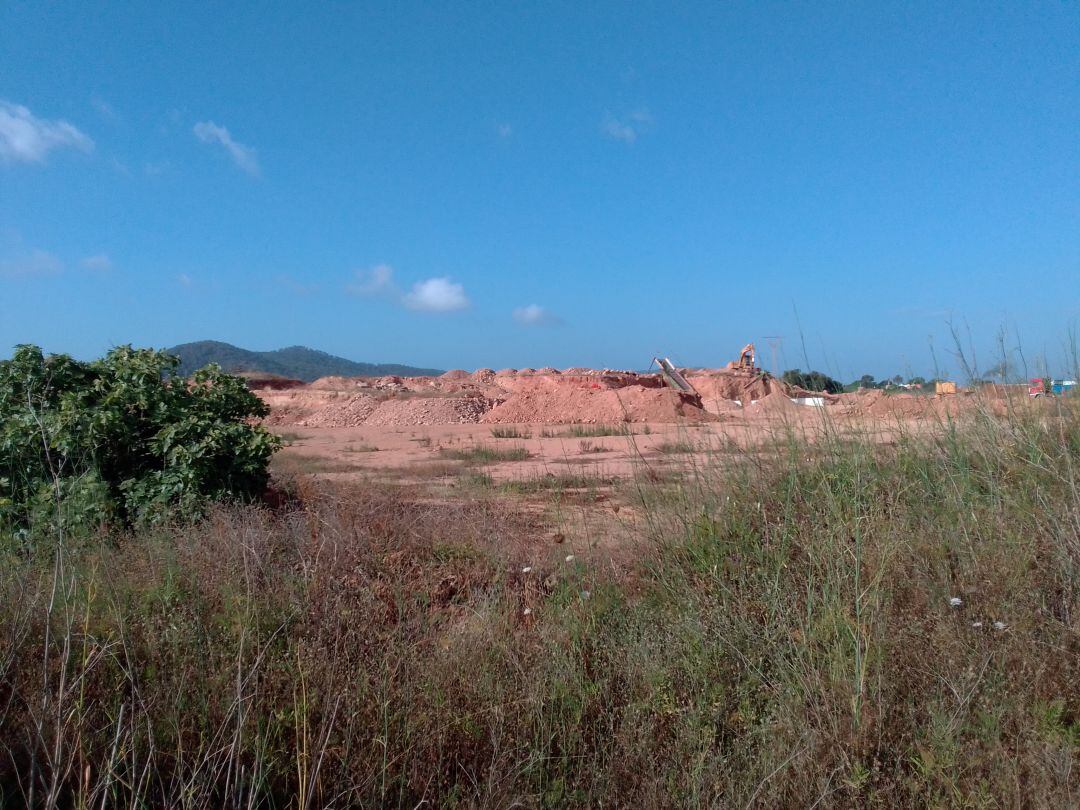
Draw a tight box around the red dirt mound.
[365,396,499,426]
[745,389,800,418]
[481,386,707,424]
[309,375,366,390]
[868,394,933,418]
[300,394,380,427]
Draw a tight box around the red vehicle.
[1030,378,1078,397]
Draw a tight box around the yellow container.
[936,381,957,395]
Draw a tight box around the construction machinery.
[736,342,756,370]
[652,357,706,409]
[1029,378,1077,398]
[653,357,696,394]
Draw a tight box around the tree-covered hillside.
[167,341,443,381]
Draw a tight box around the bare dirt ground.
[261,366,1029,485]
[260,366,1036,560]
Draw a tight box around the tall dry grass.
[1,399,1078,807]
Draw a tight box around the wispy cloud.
[91,95,116,120]
[513,304,562,326]
[403,277,470,312]
[177,273,193,287]
[81,253,112,271]
[275,274,320,295]
[601,109,653,144]
[193,121,260,176]
[0,100,94,164]
[0,247,63,278]
[346,264,398,297]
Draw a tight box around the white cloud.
[0,100,94,163]
[602,109,653,144]
[403,277,470,312]
[0,248,63,278]
[513,304,562,326]
[81,253,112,271]
[347,264,398,297]
[193,121,259,176]
[91,95,115,120]
[347,266,469,313]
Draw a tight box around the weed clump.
[439,445,531,463]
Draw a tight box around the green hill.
[167,341,443,382]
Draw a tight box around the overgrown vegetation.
[439,444,531,463]
[0,345,279,535]
[1,392,1078,806]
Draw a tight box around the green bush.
[781,368,844,393]
[0,344,280,534]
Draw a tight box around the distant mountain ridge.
[167,341,443,382]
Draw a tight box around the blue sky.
[1,2,1077,380]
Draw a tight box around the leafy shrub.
[0,344,279,533]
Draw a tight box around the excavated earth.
[259,367,774,427]
[257,366,1009,429]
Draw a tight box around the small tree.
[1,345,280,534]
[781,369,843,394]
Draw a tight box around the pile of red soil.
[686,371,777,404]
[700,397,742,416]
[256,365,834,427]
[867,394,934,418]
[482,386,706,424]
[309,375,370,390]
[745,389,801,418]
[299,394,380,427]
[439,369,471,380]
[365,396,500,426]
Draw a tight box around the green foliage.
[853,373,879,390]
[0,344,280,533]
[780,368,843,394]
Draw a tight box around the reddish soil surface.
[261,369,1053,558]
[258,365,1019,430]
[259,365,1040,488]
